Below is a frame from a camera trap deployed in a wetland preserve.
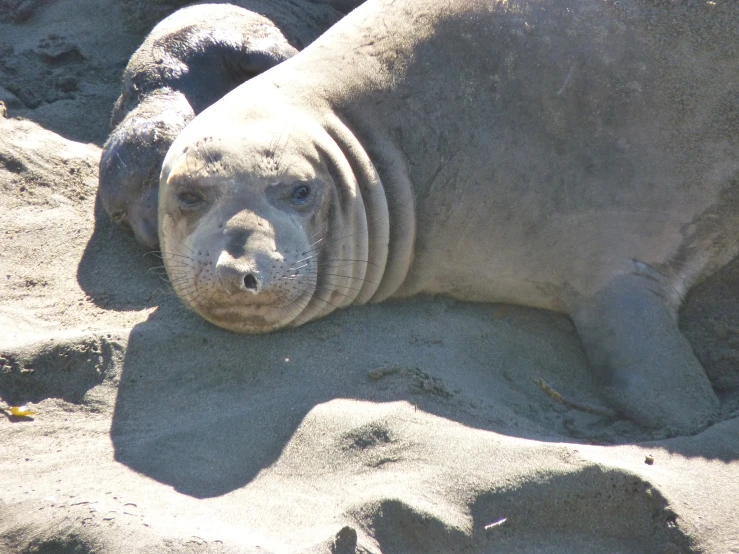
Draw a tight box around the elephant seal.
[159,0,739,434]
[99,0,355,250]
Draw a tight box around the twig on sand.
[484,517,507,531]
[534,378,619,419]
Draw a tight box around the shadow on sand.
[108,294,739,500]
[76,193,173,312]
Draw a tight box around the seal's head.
[99,91,194,251]
[159,112,382,333]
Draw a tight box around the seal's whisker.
[195,138,217,168]
[165,247,194,256]
[180,290,203,306]
[295,290,342,311]
[153,285,181,297]
[321,284,365,297]
[300,232,362,255]
[143,250,163,261]
[321,273,375,284]
[162,260,194,269]
[269,127,293,171]
[284,262,314,272]
[166,266,191,276]
[164,269,189,279]
[167,235,195,251]
[288,252,369,267]
[167,274,196,287]
[173,240,195,254]
[320,258,377,267]
[162,250,192,260]
[159,259,193,267]
[279,290,314,317]
[301,237,325,253]
[311,288,358,301]
[163,252,195,262]
[163,274,192,284]
[172,284,198,296]
[292,276,364,295]
[293,230,325,253]
[317,285,365,297]
[168,238,197,256]
[160,267,192,276]
[290,256,319,266]
[282,272,372,286]
[289,291,319,313]
[311,287,358,305]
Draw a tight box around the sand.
[1,1,738,552]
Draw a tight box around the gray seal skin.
[99,0,353,250]
[159,0,739,435]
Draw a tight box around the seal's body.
[99,0,352,249]
[160,0,739,434]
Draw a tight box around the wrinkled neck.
[322,111,416,303]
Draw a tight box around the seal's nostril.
[244,273,258,290]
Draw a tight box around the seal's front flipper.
[571,271,719,435]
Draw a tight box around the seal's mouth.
[195,286,316,334]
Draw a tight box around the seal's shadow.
[109,293,738,499]
[76,193,174,311]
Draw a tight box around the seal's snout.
[131,212,159,252]
[215,251,266,295]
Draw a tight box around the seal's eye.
[291,184,311,205]
[177,191,204,208]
